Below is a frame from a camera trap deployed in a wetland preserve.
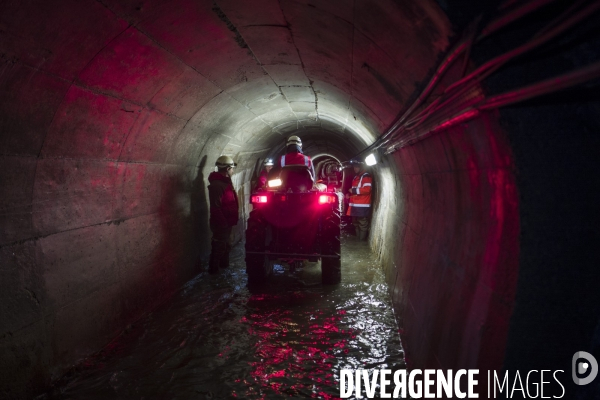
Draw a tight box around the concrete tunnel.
[1,0,599,398]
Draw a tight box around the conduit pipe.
[352,0,562,160]
[363,0,600,157]
[396,0,600,134]
[442,0,600,96]
[384,59,600,152]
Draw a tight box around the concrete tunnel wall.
[0,1,456,395]
[371,112,519,372]
[1,0,597,398]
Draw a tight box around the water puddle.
[43,233,405,399]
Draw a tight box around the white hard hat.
[264,158,274,166]
[286,135,302,147]
[215,155,237,168]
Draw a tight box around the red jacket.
[280,152,316,181]
[347,172,372,217]
[208,172,239,227]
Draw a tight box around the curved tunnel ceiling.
[1,0,451,172]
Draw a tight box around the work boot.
[220,243,231,268]
[220,252,230,269]
[358,229,368,241]
[210,239,227,273]
[208,252,219,274]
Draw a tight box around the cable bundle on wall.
[355,0,600,159]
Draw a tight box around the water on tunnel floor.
[43,232,406,400]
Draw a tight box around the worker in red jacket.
[279,135,316,183]
[346,160,372,240]
[208,155,239,274]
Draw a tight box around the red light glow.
[241,294,350,398]
[252,195,268,204]
[318,195,335,204]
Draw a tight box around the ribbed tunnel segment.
[1,0,599,398]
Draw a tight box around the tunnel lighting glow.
[319,195,336,204]
[252,195,268,204]
[365,153,377,166]
[268,178,282,187]
[369,168,395,250]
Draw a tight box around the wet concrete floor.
[43,233,405,399]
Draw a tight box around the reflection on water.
[44,234,405,399]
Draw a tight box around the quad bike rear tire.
[246,254,273,285]
[245,210,272,285]
[321,208,341,284]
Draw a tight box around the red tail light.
[252,195,268,204]
[318,195,336,204]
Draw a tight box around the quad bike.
[245,166,342,285]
